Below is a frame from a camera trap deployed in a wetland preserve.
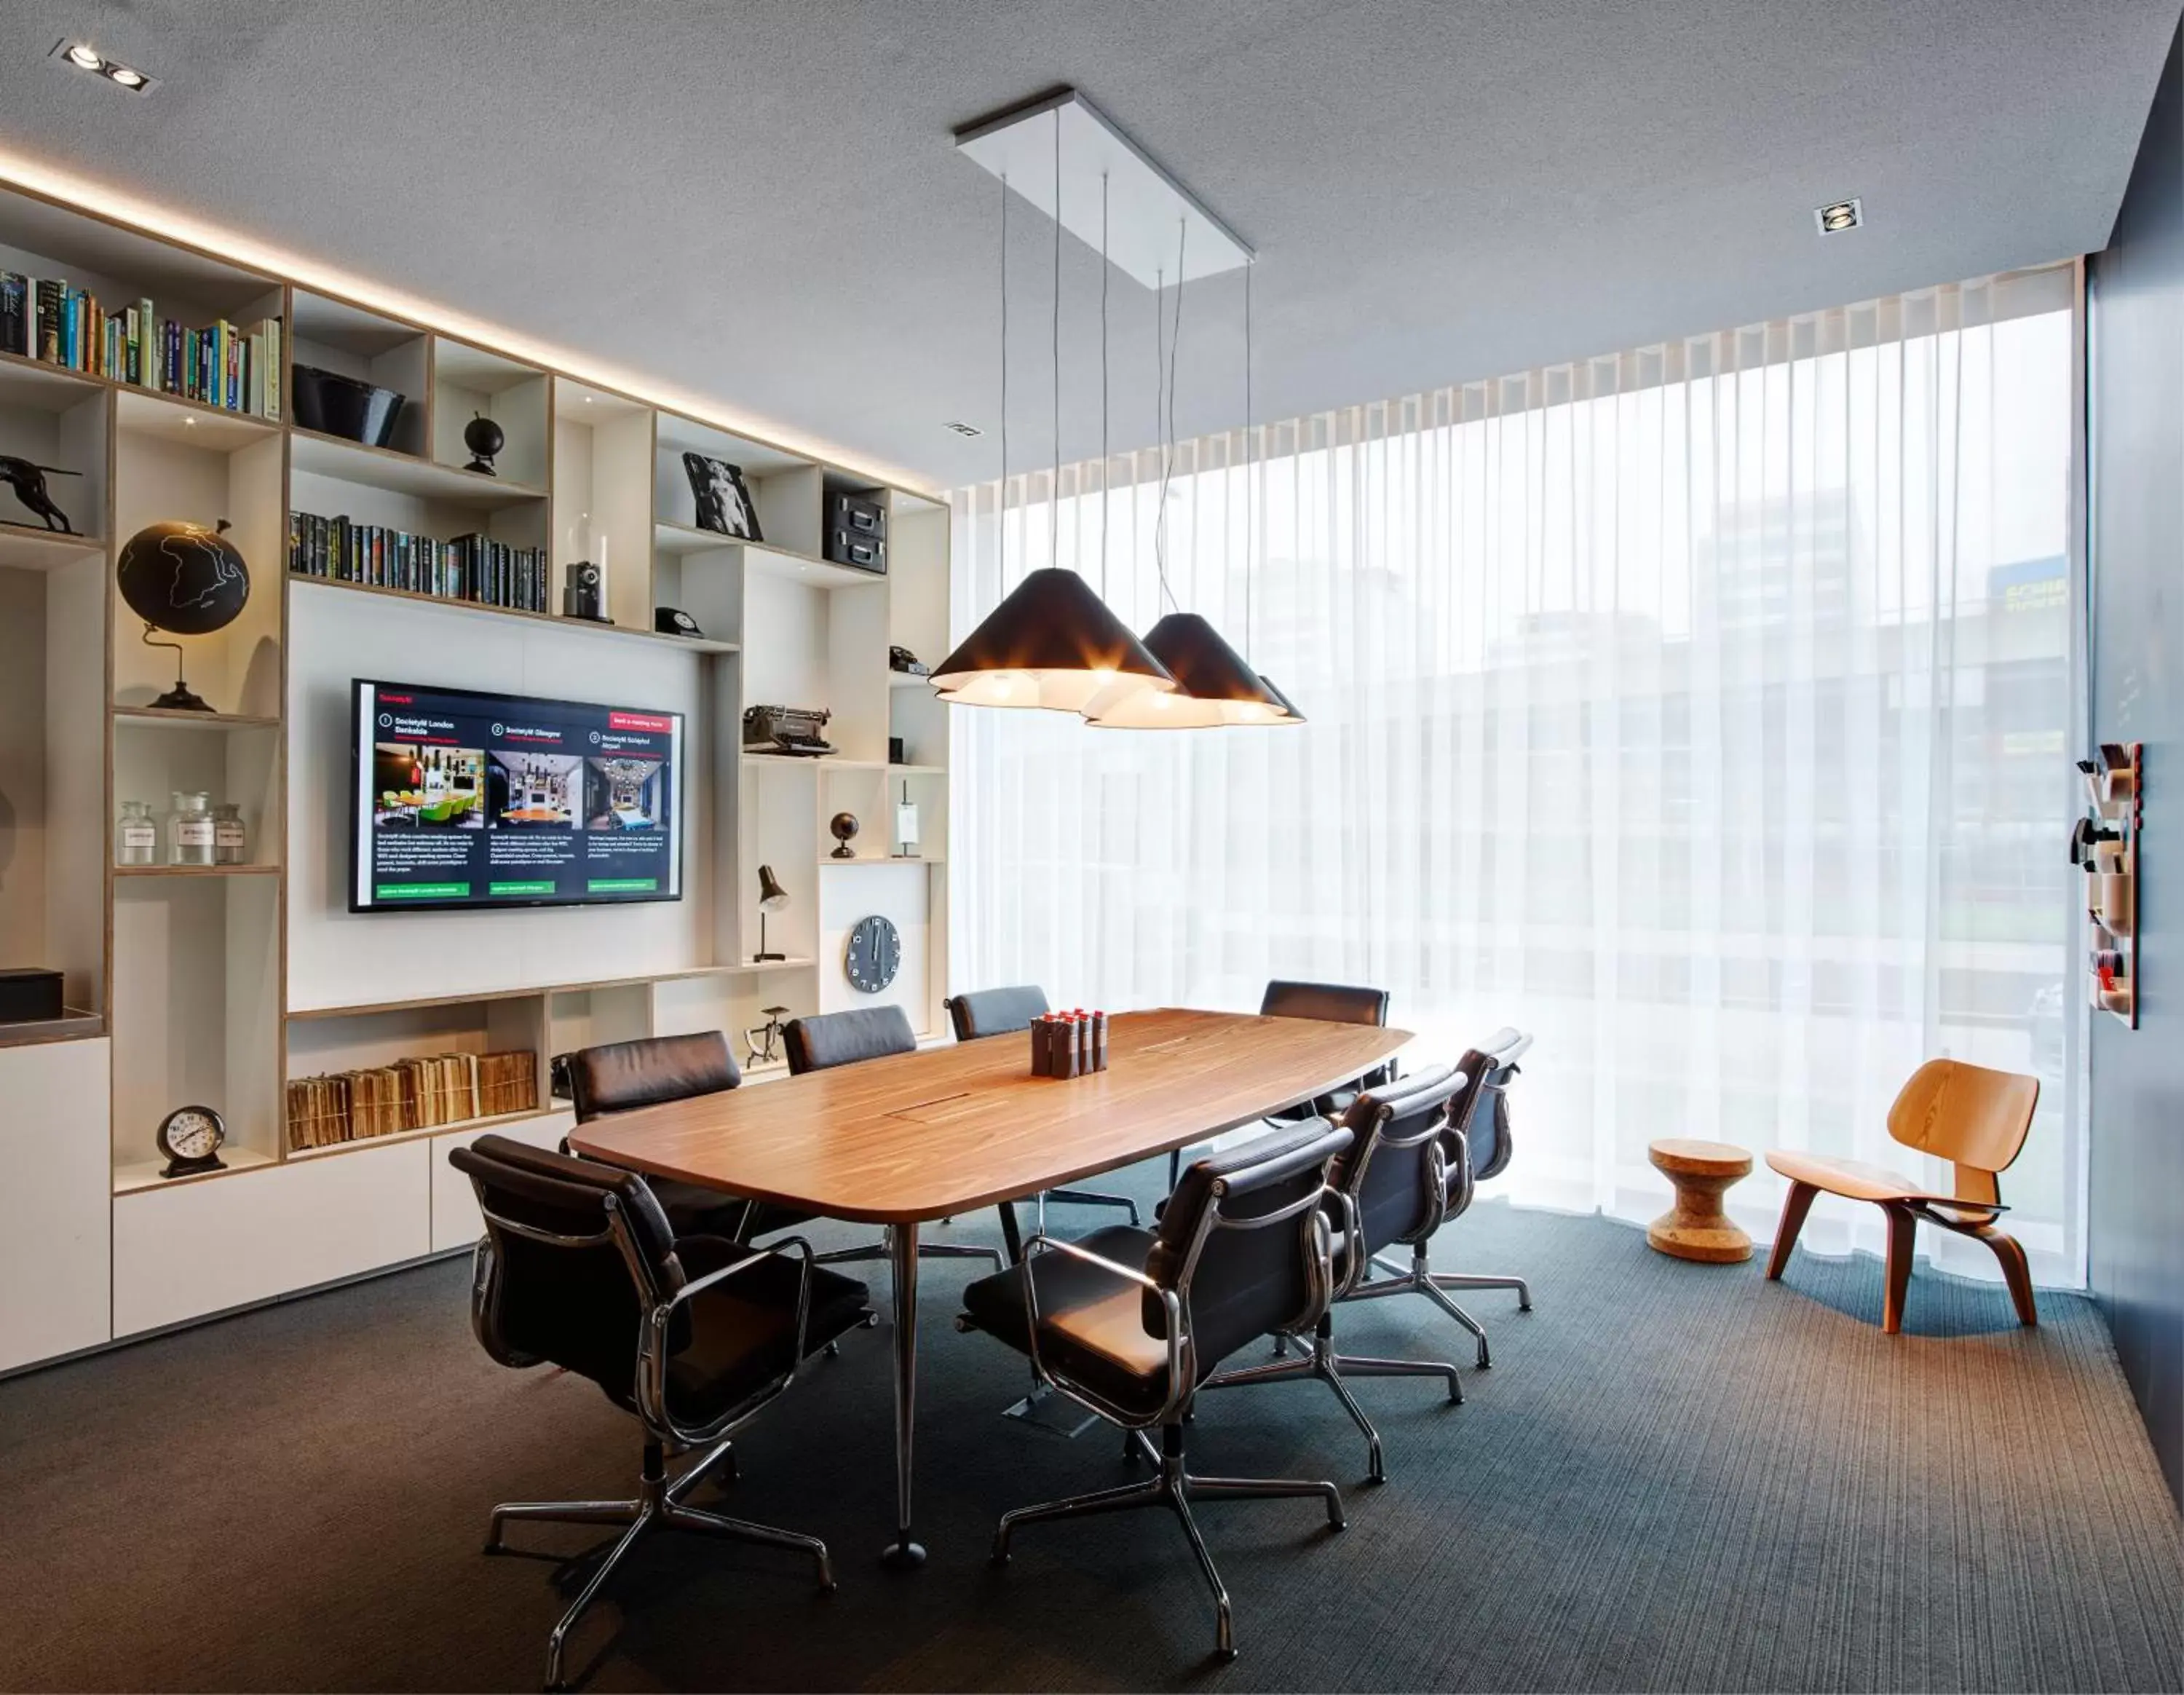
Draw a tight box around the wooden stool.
[1646,1139,1754,1263]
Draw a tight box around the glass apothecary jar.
[169,791,214,866]
[116,800,158,866]
[211,803,248,866]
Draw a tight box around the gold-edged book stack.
[285,1049,538,1151]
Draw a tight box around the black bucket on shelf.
[292,365,406,448]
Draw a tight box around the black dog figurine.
[0,456,82,534]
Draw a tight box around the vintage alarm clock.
[157,1104,227,1178]
[844,914,901,993]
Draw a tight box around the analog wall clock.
[844,914,901,994]
[157,1104,227,1178]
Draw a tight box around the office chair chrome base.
[1043,1186,1142,1225]
[994,1423,1343,1659]
[488,1437,832,1691]
[1347,1245,1532,1369]
[1200,1316,1462,1482]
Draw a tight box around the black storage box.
[825,530,887,574]
[0,967,64,1024]
[828,490,887,540]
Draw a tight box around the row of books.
[288,510,553,612]
[0,272,282,417]
[285,1049,538,1150]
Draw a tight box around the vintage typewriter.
[743,704,836,757]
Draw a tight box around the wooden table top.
[568,1007,1412,1224]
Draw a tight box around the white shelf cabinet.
[0,176,954,1373]
[0,1038,112,1372]
[113,1134,432,1338]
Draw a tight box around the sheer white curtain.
[950,266,2084,1284]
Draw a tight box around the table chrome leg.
[882,1220,925,1568]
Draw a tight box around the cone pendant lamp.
[931,567,1176,711]
[1083,611,1292,727]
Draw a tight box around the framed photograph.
[683,452,764,541]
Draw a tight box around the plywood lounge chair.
[1765,1058,2040,1334]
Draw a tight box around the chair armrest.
[1329,1189,1366,1299]
[1019,1235,1186,1421]
[1023,1232,1160,1289]
[641,1236,816,1442]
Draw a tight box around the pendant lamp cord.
[1244,255,1254,660]
[1152,218,1188,615]
[998,167,1009,587]
[1051,106,1061,572]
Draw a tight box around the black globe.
[117,520,250,636]
[463,414,505,459]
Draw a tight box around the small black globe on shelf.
[463,411,505,476]
[116,518,251,711]
[829,812,860,859]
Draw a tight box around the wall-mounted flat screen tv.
[349,678,685,913]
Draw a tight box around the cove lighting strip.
[0,149,941,499]
[954,87,1252,291]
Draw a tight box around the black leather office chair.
[1200,1065,1472,1482]
[784,1006,1005,1277]
[945,985,1140,1228]
[563,1032,812,1245]
[449,1134,871,1691]
[1341,1027,1534,1367]
[1168,979,1393,1186]
[960,1118,1353,1660]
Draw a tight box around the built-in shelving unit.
[0,176,953,1372]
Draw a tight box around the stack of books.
[285,1048,538,1150]
[288,510,552,612]
[0,271,281,418]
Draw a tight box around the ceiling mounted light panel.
[1814,197,1862,234]
[954,87,1252,290]
[49,39,155,91]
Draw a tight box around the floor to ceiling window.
[949,264,2083,1283]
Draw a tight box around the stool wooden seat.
[1645,1139,1754,1263]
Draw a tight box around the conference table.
[569,1005,1412,1565]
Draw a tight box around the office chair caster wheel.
[824,1340,840,1358]
[862,1311,881,1328]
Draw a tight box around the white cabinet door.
[429,1111,576,1254]
[0,1038,111,1372]
[113,1138,431,1336]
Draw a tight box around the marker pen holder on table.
[1029,1011,1108,1078]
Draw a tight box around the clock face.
[159,1105,225,1161]
[844,914,901,993]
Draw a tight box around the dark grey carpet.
[1,1172,2177,1694]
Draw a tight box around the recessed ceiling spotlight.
[50,39,155,92]
[942,419,983,438]
[1814,197,1862,235]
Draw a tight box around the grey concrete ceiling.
[1,1,2175,491]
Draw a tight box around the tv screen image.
[349,679,685,912]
